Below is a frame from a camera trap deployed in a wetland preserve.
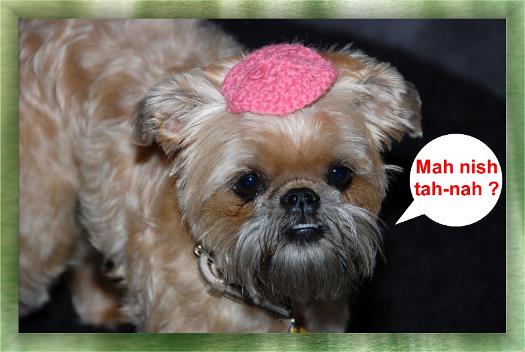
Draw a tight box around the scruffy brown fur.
[19,20,421,332]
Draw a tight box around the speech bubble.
[396,134,502,227]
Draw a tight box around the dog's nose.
[280,187,320,215]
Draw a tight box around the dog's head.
[133,47,421,304]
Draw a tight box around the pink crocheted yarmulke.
[221,44,338,116]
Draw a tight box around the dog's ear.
[322,50,422,151]
[132,68,224,154]
[133,58,239,154]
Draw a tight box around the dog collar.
[193,244,306,333]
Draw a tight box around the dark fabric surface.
[20,20,505,333]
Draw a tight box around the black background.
[20,19,506,333]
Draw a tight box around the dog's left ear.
[132,59,238,154]
[322,51,422,151]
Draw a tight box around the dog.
[19,19,422,332]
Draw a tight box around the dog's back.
[19,19,240,320]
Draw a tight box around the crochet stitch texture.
[221,44,338,116]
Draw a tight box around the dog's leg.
[18,35,86,312]
[69,241,127,328]
[19,115,81,315]
[298,299,350,332]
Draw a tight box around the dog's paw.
[70,260,128,328]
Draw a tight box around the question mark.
[489,181,499,195]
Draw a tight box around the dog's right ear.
[132,67,229,154]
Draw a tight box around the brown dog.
[19,19,421,332]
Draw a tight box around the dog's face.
[133,49,422,304]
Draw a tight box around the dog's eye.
[327,165,353,190]
[233,172,264,200]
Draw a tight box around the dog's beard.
[217,202,381,305]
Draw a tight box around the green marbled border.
[1,1,523,351]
